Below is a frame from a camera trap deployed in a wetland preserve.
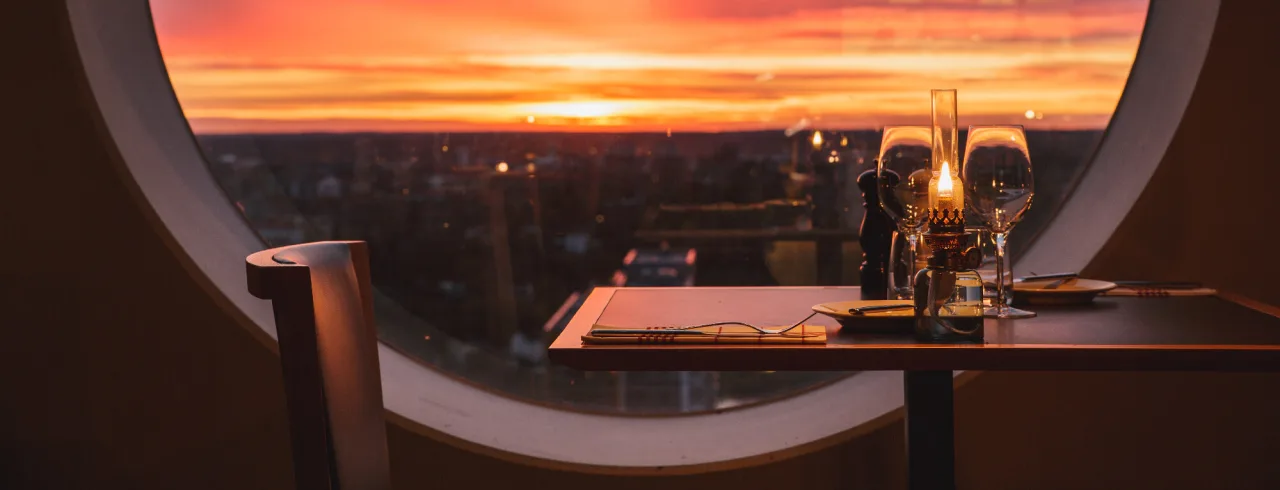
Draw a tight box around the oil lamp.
[913,90,985,342]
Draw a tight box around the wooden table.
[548,287,1280,490]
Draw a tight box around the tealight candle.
[938,162,954,202]
[929,161,963,213]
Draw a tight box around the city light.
[496,161,509,173]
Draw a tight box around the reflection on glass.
[149,0,1149,415]
[878,126,932,299]
[963,125,1035,319]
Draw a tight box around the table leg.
[904,370,955,490]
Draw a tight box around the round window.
[149,0,1148,414]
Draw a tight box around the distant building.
[316,174,342,198]
[612,248,696,287]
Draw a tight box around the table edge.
[547,288,1280,372]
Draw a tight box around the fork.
[590,311,820,336]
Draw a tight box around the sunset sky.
[149,0,1148,134]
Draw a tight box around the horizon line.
[191,127,1110,137]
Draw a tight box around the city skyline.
[151,0,1147,134]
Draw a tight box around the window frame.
[65,0,1217,471]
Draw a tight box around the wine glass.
[962,125,1035,319]
[877,126,932,299]
[966,225,1011,301]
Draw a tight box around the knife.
[848,304,914,315]
[1113,281,1202,289]
[1018,272,1079,282]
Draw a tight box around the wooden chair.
[246,241,391,490]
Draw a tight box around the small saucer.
[1012,278,1117,306]
[813,300,914,333]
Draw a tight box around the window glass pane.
[150,0,1148,414]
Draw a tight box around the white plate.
[812,300,915,319]
[1012,278,1117,305]
[812,300,915,333]
[814,301,916,319]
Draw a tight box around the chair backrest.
[246,241,391,490]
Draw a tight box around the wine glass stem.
[993,231,1009,315]
[906,231,921,290]
[890,231,901,299]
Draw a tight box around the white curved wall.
[61,0,1219,473]
[1019,0,1219,273]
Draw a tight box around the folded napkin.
[583,323,827,345]
[1102,286,1218,297]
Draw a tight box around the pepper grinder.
[857,168,896,299]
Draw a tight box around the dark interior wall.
[1,1,1278,489]
[1083,0,1280,306]
[0,2,293,488]
[963,2,1280,483]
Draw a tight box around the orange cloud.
[150,0,1147,133]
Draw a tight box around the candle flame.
[938,162,954,195]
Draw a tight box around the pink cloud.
[149,0,1148,132]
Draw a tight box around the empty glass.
[962,125,1035,319]
[966,226,1011,302]
[877,126,932,299]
